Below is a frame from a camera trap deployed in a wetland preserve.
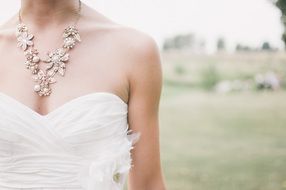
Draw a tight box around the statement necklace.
[15,0,82,96]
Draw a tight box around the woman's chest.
[0,41,129,115]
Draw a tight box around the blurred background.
[1,0,286,189]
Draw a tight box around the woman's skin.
[0,0,166,189]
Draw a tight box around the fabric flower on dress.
[78,159,128,190]
[17,31,34,51]
[44,48,69,76]
[77,133,141,190]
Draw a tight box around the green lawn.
[160,87,286,190]
[125,51,286,190]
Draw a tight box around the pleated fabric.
[0,92,141,190]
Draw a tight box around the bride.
[0,0,166,189]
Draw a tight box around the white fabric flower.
[77,132,141,190]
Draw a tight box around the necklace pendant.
[32,70,57,96]
[24,48,40,74]
[63,26,81,49]
[44,48,69,76]
[16,24,34,51]
[34,83,52,96]
[16,0,82,97]
[16,23,81,97]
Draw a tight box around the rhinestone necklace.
[16,0,82,96]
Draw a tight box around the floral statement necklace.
[16,0,82,96]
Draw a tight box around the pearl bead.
[32,56,40,63]
[34,84,41,92]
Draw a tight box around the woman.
[0,0,166,189]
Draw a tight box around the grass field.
[158,52,286,190]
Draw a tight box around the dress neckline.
[0,91,127,118]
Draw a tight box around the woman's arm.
[126,30,166,190]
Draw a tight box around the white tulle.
[0,92,141,190]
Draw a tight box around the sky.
[0,0,283,53]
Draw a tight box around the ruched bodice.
[0,92,140,190]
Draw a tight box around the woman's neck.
[20,0,80,27]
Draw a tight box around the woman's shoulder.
[106,25,159,60]
[0,14,17,41]
[83,5,160,60]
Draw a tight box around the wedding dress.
[0,91,141,190]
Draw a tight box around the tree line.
[163,1,286,52]
[274,0,286,47]
[162,33,276,52]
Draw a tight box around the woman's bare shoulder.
[104,24,162,91]
[83,3,159,57]
[0,14,18,40]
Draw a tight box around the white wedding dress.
[0,91,141,190]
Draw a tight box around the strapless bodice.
[0,92,140,190]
